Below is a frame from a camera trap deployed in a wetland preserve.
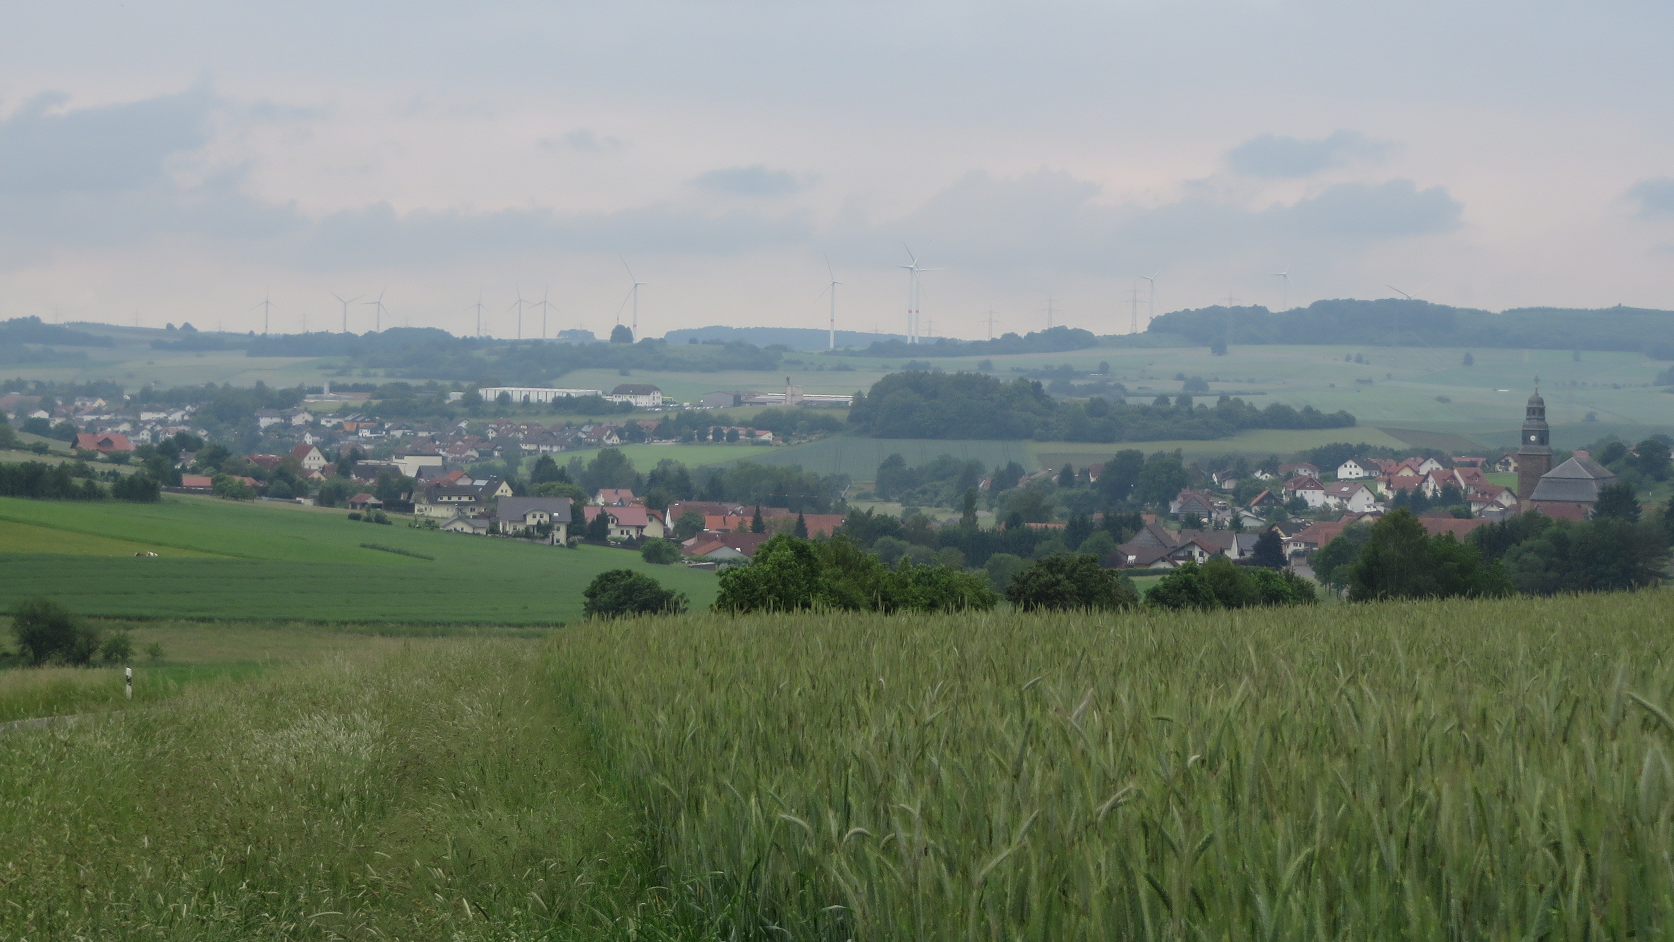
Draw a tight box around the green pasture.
[0,495,717,623]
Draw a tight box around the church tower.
[1516,382,1551,501]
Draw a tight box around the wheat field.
[556,592,1674,941]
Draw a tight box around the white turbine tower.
[332,292,362,333]
[1271,269,1291,312]
[1140,272,1158,329]
[251,291,275,335]
[510,286,527,340]
[899,245,942,343]
[532,286,555,340]
[363,288,389,333]
[619,258,649,338]
[817,256,843,350]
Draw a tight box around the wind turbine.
[532,286,555,340]
[332,292,362,333]
[469,291,486,338]
[899,245,942,344]
[1140,272,1158,329]
[619,257,648,337]
[363,288,389,333]
[251,291,275,335]
[509,286,527,341]
[1271,269,1291,312]
[816,256,842,350]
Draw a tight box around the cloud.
[0,84,212,196]
[1629,177,1674,217]
[541,129,624,154]
[689,164,811,198]
[297,201,815,268]
[1225,130,1394,178]
[860,168,1461,273]
[0,85,299,264]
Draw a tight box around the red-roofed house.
[74,432,134,453]
[290,444,328,472]
[1418,517,1490,540]
[594,488,641,506]
[180,474,213,491]
[681,531,773,560]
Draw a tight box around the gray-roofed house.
[496,497,573,542]
[1528,455,1617,520]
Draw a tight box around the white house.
[1323,481,1381,513]
[606,384,664,408]
[1335,457,1382,480]
[290,444,329,472]
[1283,475,1329,509]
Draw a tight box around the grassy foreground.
[556,592,1674,941]
[0,640,687,941]
[9,593,1674,939]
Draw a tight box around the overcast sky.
[3,0,1672,340]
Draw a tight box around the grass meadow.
[0,495,718,623]
[6,592,1674,938]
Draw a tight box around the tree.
[1347,509,1510,601]
[1004,553,1138,612]
[582,570,687,618]
[1593,481,1641,522]
[529,454,565,484]
[583,448,638,492]
[1500,517,1669,595]
[884,562,999,613]
[1056,463,1075,487]
[1095,450,1145,504]
[750,505,766,533]
[1250,529,1286,568]
[1064,511,1094,550]
[1144,563,1222,610]
[112,472,161,502]
[585,509,611,542]
[609,324,634,344]
[674,510,706,541]
[793,513,809,538]
[1134,451,1189,508]
[11,597,101,666]
[984,553,1028,592]
[1634,438,1672,480]
[960,488,978,530]
[640,538,682,564]
[1077,530,1117,562]
[1462,351,1474,366]
[1312,525,1372,592]
[714,534,823,613]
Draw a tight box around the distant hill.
[1148,300,1674,358]
[662,326,906,350]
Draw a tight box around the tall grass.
[0,640,681,940]
[554,592,1674,940]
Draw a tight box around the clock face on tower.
[1529,434,1538,441]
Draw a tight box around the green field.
[7,592,1674,939]
[0,495,717,623]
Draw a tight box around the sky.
[2,0,1672,341]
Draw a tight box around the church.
[1515,384,1616,520]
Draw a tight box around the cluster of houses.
[1,393,204,452]
[423,483,844,565]
[1108,441,1622,572]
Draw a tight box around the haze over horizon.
[4,1,1673,342]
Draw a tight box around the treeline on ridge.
[1150,300,1674,358]
[848,370,1354,441]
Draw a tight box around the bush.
[1005,554,1138,612]
[640,538,682,565]
[144,642,165,662]
[582,570,688,619]
[10,597,101,666]
[100,630,134,664]
[111,472,162,502]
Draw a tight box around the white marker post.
[125,667,133,700]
